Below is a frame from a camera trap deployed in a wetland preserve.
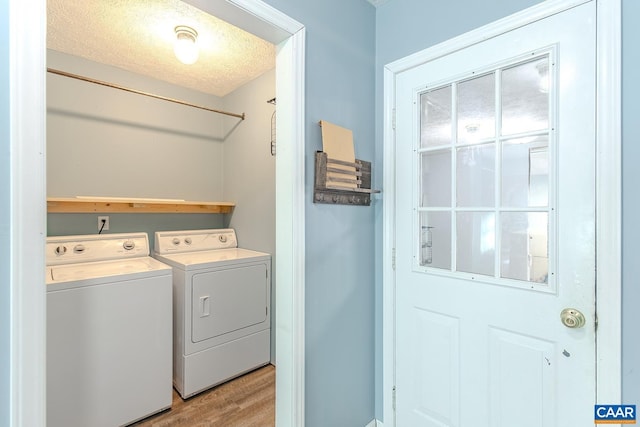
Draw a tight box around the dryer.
[46,233,173,427]
[153,229,271,398]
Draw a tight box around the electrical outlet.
[98,216,110,232]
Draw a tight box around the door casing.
[381,0,621,424]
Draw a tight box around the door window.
[417,52,555,289]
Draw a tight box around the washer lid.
[46,257,171,289]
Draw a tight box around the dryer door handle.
[199,296,210,317]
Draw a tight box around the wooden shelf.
[47,197,235,214]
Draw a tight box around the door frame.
[8,0,306,426]
[382,0,621,425]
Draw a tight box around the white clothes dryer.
[46,232,173,427]
[153,229,271,398]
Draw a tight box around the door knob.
[560,308,586,328]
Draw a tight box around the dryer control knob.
[218,235,228,243]
[123,240,136,251]
[54,245,67,255]
[184,237,192,245]
[172,237,181,245]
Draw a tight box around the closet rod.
[47,68,245,120]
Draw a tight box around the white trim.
[382,65,397,427]
[10,0,47,426]
[185,0,302,44]
[595,0,622,404]
[13,1,306,426]
[229,0,305,35]
[274,28,307,427]
[365,419,383,427]
[382,0,621,425]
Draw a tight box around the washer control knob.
[184,237,192,245]
[172,237,181,245]
[54,245,67,255]
[218,235,228,243]
[123,240,136,251]
[73,244,86,254]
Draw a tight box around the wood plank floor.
[131,364,275,427]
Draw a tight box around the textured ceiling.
[47,0,276,97]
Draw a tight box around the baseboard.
[365,419,383,427]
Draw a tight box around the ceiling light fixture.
[174,25,199,65]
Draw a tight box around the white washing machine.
[153,228,271,398]
[46,233,173,427]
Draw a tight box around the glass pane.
[500,212,549,283]
[420,211,452,269]
[457,73,495,144]
[501,57,550,135]
[457,143,495,207]
[421,86,452,148]
[502,136,549,207]
[421,150,451,207]
[456,211,495,276]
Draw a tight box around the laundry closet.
[45,2,276,424]
[46,50,276,265]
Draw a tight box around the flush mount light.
[174,25,199,65]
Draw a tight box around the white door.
[394,3,596,426]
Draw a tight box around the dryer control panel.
[154,229,238,254]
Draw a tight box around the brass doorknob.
[560,308,586,328]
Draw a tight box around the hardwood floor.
[131,365,275,427]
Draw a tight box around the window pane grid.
[418,207,549,213]
[417,129,550,154]
[450,82,458,272]
[494,69,504,279]
[416,53,553,287]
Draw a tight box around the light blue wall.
[262,1,377,425]
[222,68,275,255]
[0,0,10,423]
[621,0,640,405]
[374,0,635,421]
[47,50,226,201]
[47,213,223,249]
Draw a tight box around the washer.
[153,228,271,398]
[46,233,173,427]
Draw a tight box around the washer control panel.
[154,229,238,254]
[46,233,149,266]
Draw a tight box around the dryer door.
[191,264,269,343]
